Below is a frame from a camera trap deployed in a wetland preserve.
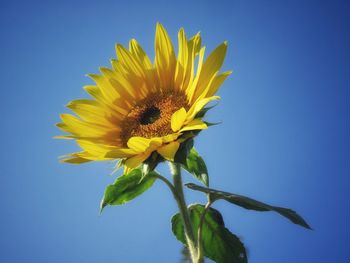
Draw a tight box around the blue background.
[1,0,349,262]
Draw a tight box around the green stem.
[196,200,213,263]
[151,172,176,197]
[169,162,200,263]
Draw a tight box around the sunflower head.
[57,23,231,173]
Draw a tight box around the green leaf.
[100,168,157,212]
[185,183,311,229]
[172,204,247,263]
[182,148,209,186]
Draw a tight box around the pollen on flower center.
[120,91,190,146]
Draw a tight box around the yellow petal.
[66,99,115,126]
[186,96,220,123]
[60,153,92,164]
[188,32,202,55]
[54,135,75,140]
[58,114,110,137]
[83,85,106,104]
[187,46,206,103]
[175,28,188,90]
[88,74,124,110]
[155,23,176,90]
[59,150,101,163]
[177,28,187,65]
[129,39,152,70]
[183,32,200,87]
[157,141,180,161]
[105,64,140,100]
[124,152,151,169]
[96,69,142,106]
[205,71,232,97]
[99,66,138,103]
[77,140,115,159]
[129,39,156,92]
[116,44,145,78]
[127,137,149,152]
[104,148,138,159]
[180,119,208,132]
[171,107,187,132]
[162,133,181,143]
[127,137,162,152]
[192,41,228,101]
[194,70,219,102]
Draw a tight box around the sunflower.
[57,23,230,173]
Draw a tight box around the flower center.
[139,106,161,125]
[120,91,189,146]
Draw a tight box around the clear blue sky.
[1,0,349,262]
